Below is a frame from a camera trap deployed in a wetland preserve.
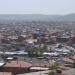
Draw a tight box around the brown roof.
[0,72,12,75]
[4,60,32,68]
[70,55,75,60]
[63,57,73,63]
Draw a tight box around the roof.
[55,47,70,53]
[4,60,32,68]
[70,55,75,60]
[66,46,75,50]
[43,52,58,56]
[18,70,49,75]
[0,57,5,67]
[30,67,48,70]
[26,39,37,43]
[0,72,12,75]
[6,57,14,60]
[63,57,73,63]
[5,51,28,55]
[7,36,18,39]
[0,63,5,66]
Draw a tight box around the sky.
[0,0,75,15]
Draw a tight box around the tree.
[48,71,55,75]
[73,60,75,68]
[43,44,48,52]
[48,62,61,75]
[50,62,59,70]
[26,47,34,57]
[48,35,56,44]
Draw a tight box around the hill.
[0,14,75,21]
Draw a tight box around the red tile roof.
[0,72,12,75]
[4,60,32,68]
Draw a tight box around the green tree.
[73,60,75,68]
[51,62,59,70]
[48,62,60,75]
[26,47,34,57]
[48,71,55,75]
[43,44,48,52]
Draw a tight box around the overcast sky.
[0,0,75,15]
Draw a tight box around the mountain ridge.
[0,14,75,21]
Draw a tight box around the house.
[0,72,12,75]
[1,60,32,74]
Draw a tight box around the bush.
[50,62,59,70]
[48,71,55,75]
[56,69,62,73]
[73,60,75,68]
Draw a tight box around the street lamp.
[37,57,44,75]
